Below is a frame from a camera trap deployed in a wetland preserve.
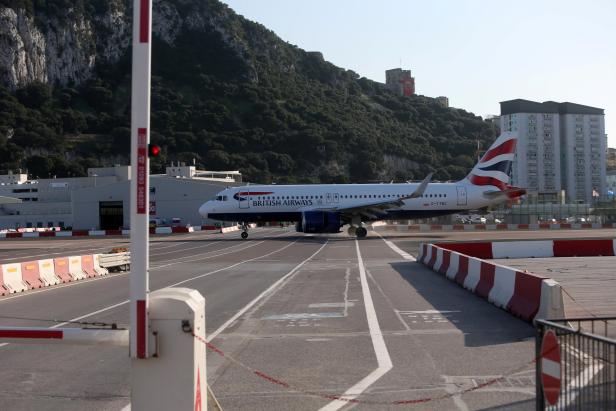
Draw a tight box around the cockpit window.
[216,195,228,201]
[222,195,228,201]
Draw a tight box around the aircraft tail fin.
[464,131,517,191]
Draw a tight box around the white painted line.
[0,235,306,346]
[319,240,393,411]
[373,231,416,261]
[207,240,328,341]
[308,302,355,309]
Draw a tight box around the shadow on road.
[389,261,534,347]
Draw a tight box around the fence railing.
[536,317,616,410]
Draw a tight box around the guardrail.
[536,317,616,410]
[98,252,131,272]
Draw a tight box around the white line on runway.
[0,231,289,303]
[0,235,318,352]
[207,239,328,341]
[373,231,416,261]
[319,240,393,411]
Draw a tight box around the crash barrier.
[418,243,565,322]
[372,222,616,233]
[0,252,129,296]
[0,224,250,238]
[535,317,616,409]
[435,239,616,259]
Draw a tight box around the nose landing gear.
[240,222,249,239]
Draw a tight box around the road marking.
[373,232,416,261]
[207,240,329,341]
[263,313,343,320]
[319,239,393,411]
[0,235,309,349]
[308,302,355,309]
[0,232,286,303]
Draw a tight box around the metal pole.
[130,0,152,359]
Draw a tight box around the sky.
[221,0,616,147]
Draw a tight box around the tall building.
[500,99,606,203]
[385,68,415,96]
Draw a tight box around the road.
[1,227,592,410]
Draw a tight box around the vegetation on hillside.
[0,0,498,183]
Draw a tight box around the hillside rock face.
[0,8,47,88]
[0,1,261,90]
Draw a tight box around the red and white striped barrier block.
[418,243,565,321]
[435,239,616,259]
[374,222,616,233]
[0,253,116,298]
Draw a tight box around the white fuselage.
[200,181,495,222]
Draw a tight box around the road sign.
[541,329,561,405]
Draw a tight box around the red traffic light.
[148,144,161,157]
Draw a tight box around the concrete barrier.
[80,255,98,278]
[435,239,616,259]
[38,259,61,285]
[68,256,87,280]
[372,222,616,233]
[0,263,28,293]
[419,243,565,322]
[93,254,109,276]
[20,261,45,289]
[53,257,73,283]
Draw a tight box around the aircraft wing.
[300,173,433,220]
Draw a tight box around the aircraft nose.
[198,202,209,218]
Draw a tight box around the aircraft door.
[238,190,250,209]
[333,193,339,203]
[456,186,467,206]
[326,193,332,204]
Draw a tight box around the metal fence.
[536,317,616,410]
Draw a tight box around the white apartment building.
[500,99,606,203]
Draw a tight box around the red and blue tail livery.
[467,131,516,191]
[200,132,525,239]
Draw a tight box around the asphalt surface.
[2,228,612,409]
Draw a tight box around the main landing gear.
[240,222,249,239]
[347,225,367,238]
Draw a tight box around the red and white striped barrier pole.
[0,327,128,346]
[130,0,152,360]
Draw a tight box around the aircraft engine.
[296,211,342,233]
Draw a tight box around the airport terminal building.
[0,165,241,230]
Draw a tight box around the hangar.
[0,165,241,230]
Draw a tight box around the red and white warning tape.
[195,333,538,406]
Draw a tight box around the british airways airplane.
[199,132,524,239]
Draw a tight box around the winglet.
[407,172,433,199]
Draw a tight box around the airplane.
[199,131,525,239]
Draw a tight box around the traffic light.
[148,144,161,157]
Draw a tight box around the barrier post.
[130,0,152,359]
[131,288,207,410]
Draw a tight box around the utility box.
[131,288,206,410]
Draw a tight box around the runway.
[2,227,603,409]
